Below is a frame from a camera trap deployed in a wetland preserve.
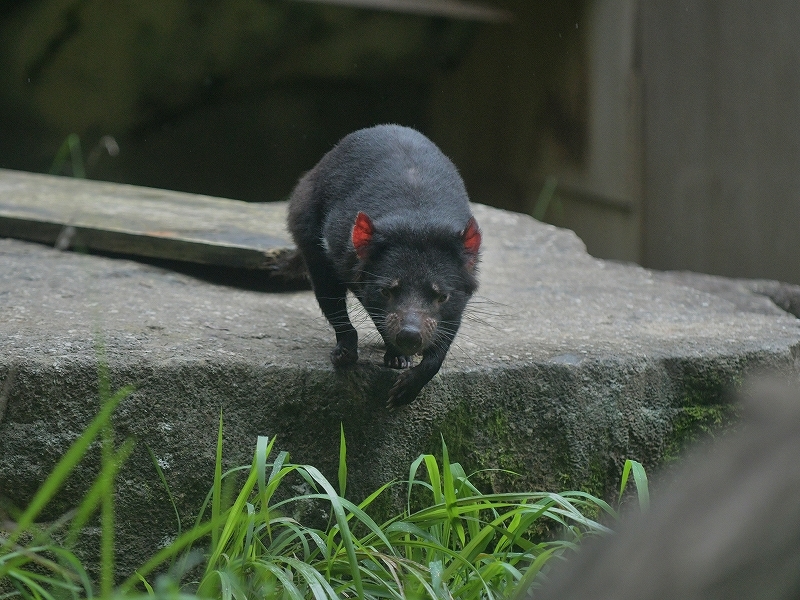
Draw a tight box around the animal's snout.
[385,309,437,355]
[395,325,423,354]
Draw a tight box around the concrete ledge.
[1,182,799,576]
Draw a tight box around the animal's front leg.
[306,256,358,367]
[387,341,450,409]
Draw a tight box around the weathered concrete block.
[1,187,799,577]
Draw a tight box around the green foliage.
[0,369,134,599]
[618,459,649,512]
[119,429,618,600]
[1,387,645,600]
[50,134,86,179]
[663,403,739,463]
[49,133,119,179]
[532,177,563,222]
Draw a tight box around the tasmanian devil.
[287,124,481,408]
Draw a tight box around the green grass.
[50,133,86,179]
[0,381,648,600]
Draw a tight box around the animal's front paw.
[384,351,412,369]
[387,369,424,410]
[330,343,358,368]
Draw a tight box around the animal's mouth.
[395,342,424,356]
[393,328,426,356]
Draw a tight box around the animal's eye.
[380,280,400,299]
[437,293,450,304]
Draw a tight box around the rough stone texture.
[535,379,800,600]
[654,270,800,319]
[2,201,800,577]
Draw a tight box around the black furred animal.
[287,125,481,408]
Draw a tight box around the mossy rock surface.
[1,174,800,578]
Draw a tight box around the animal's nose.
[396,326,423,353]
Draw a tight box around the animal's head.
[350,211,481,355]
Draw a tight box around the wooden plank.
[290,0,512,22]
[0,169,299,273]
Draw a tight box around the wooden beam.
[0,169,299,274]
[289,0,512,22]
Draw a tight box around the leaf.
[212,411,224,551]
[256,435,271,497]
[338,424,347,498]
[509,547,559,600]
[619,459,650,511]
[303,465,364,599]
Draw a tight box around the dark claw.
[384,351,412,369]
[330,343,358,368]
[386,369,422,410]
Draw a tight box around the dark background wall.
[2,0,799,284]
[0,0,586,212]
[640,1,800,283]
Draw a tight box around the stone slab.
[1,178,799,577]
[0,169,294,271]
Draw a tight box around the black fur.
[287,125,480,408]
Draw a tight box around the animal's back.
[288,125,469,243]
[319,125,471,257]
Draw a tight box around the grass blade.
[630,460,650,511]
[146,443,182,540]
[212,411,224,551]
[338,424,347,498]
[619,459,649,511]
[510,547,558,600]
[65,439,134,548]
[1,385,132,551]
[302,465,364,599]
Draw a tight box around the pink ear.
[352,212,374,259]
[462,216,481,257]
